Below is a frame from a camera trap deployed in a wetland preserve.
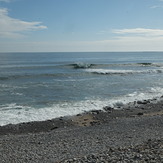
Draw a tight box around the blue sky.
[1,0,163,52]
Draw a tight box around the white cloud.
[1,27,163,52]
[150,5,163,9]
[150,0,163,8]
[0,8,47,38]
[112,28,163,37]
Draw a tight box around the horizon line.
[1,51,163,53]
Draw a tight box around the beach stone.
[1,98,163,162]
[90,121,100,126]
[103,106,114,112]
[62,138,163,162]
[91,110,102,114]
[137,101,148,104]
[137,112,144,116]
[50,126,58,130]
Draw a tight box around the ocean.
[0,52,163,126]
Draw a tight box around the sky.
[1,0,163,52]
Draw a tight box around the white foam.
[150,63,163,67]
[0,100,107,126]
[0,87,163,126]
[109,87,163,108]
[85,68,163,75]
[73,62,93,69]
[85,69,135,74]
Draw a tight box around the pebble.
[0,99,163,163]
[62,139,163,162]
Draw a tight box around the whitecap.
[85,68,163,75]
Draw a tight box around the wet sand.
[0,97,163,162]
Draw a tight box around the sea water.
[0,52,163,126]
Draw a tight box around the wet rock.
[91,110,102,114]
[137,101,148,105]
[103,106,114,112]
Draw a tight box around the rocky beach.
[0,97,163,162]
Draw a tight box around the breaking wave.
[85,68,163,75]
[68,62,163,69]
[70,62,95,69]
[136,63,163,67]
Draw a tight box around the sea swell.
[69,62,163,69]
[0,73,66,81]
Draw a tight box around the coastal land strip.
[0,97,163,162]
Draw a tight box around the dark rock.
[50,126,58,130]
[103,106,114,112]
[137,101,148,105]
[90,121,100,126]
[91,110,102,114]
[137,112,144,116]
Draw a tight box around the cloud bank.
[113,28,163,37]
[0,8,47,38]
[1,27,163,52]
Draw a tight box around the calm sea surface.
[0,52,163,125]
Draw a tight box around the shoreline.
[0,96,163,135]
[0,97,163,162]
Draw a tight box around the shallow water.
[0,52,163,125]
